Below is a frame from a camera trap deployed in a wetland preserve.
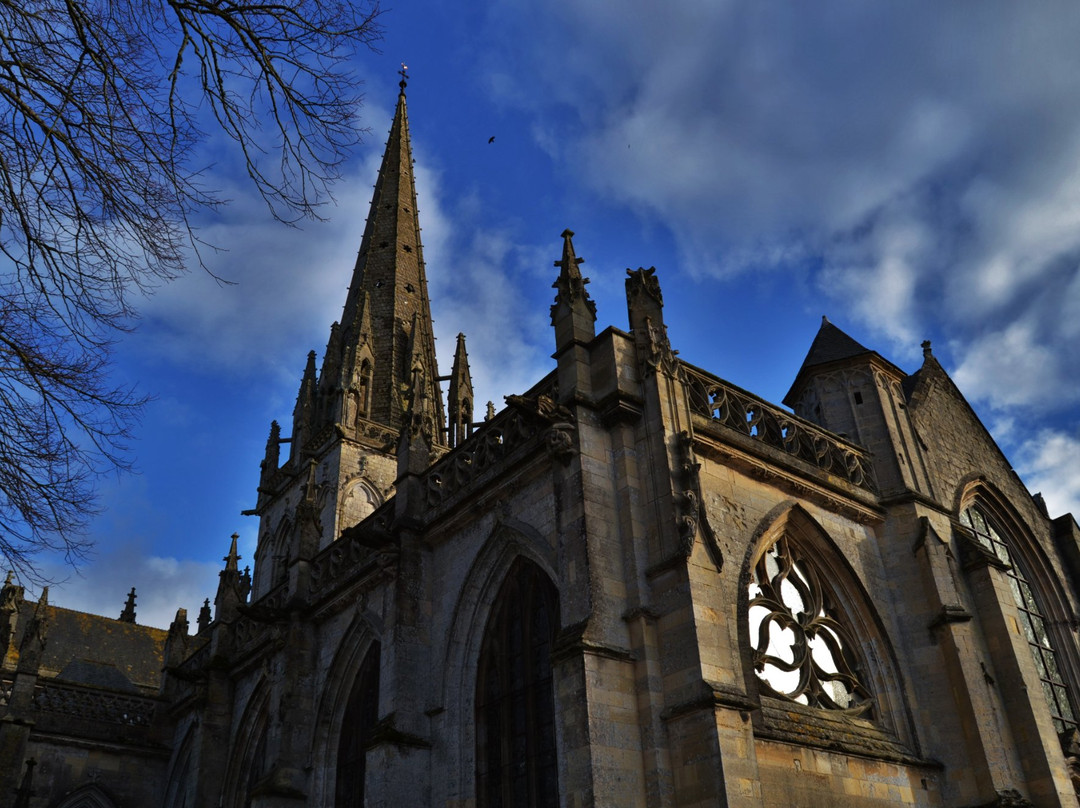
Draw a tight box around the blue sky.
[34,2,1080,627]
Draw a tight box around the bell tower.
[249,75,447,598]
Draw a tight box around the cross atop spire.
[398,62,409,91]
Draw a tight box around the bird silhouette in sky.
[488,136,495,144]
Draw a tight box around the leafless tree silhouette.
[0,0,382,577]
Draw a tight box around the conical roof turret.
[783,316,897,407]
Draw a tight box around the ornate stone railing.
[422,373,562,515]
[309,519,383,594]
[33,680,157,726]
[683,365,877,493]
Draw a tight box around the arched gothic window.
[476,560,559,808]
[961,504,1078,734]
[748,533,873,715]
[336,642,381,808]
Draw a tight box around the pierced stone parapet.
[309,526,382,593]
[33,680,157,727]
[683,365,877,493]
[421,374,562,518]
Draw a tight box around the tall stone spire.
[330,74,445,440]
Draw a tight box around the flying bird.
[488,136,495,144]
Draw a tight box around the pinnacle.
[223,533,241,572]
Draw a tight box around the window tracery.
[748,534,873,715]
[336,642,380,808]
[476,560,559,808]
[961,504,1078,734]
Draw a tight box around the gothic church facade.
[3,80,1080,808]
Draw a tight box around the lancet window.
[961,504,1078,734]
[748,533,873,715]
[476,560,559,808]
[336,642,381,808]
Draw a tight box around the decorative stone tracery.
[748,534,873,715]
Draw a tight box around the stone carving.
[675,432,723,569]
[643,315,680,378]
[423,382,563,513]
[625,266,664,307]
[34,681,157,727]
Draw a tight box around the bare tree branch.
[0,0,382,579]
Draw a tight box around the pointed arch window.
[961,504,1078,734]
[476,560,559,808]
[336,642,381,808]
[748,533,873,715]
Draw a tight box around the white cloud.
[28,544,222,631]
[952,321,1069,412]
[1014,429,1080,521]
[413,148,554,413]
[484,1,1080,421]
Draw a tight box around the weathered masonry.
[3,76,1080,808]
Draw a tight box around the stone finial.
[1,572,22,612]
[119,587,137,623]
[17,589,49,672]
[197,598,212,633]
[169,608,189,637]
[240,566,252,601]
[401,312,438,448]
[921,340,933,358]
[550,229,597,346]
[447,333,474,448]
[626,267,678,377]
[290,351,318,464]
[224,533,241,572]
[262,420,281,475]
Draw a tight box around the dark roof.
[56,659,138,692]
[12,601,167,692]
[798,317,873,370]
[784,317,900,407]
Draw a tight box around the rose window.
[748,536,873,715]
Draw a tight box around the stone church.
[3,78,1080,807]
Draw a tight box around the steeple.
[249,76,450,584]
[329,76,445,440]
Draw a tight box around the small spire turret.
[197,599,212,633]
[119,587,137,623]
[224,533,240,572]
[551,229,596,352]
[447,333,474,448]
[259,420,281,492]
[214,534,244,623]
[289,351,318,464]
